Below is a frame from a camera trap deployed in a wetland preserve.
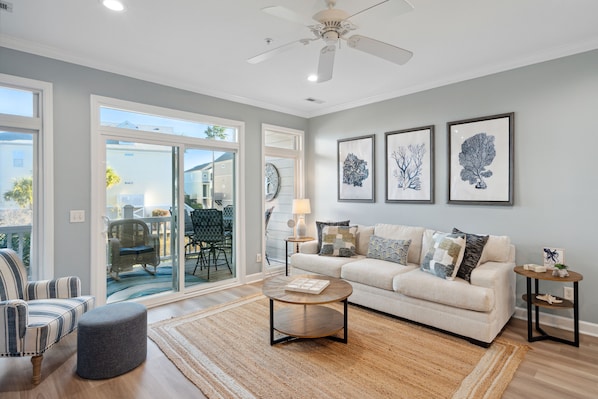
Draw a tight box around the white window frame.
[90,95,245,306]
[0,73,54,279]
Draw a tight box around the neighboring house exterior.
[0,132,33,226]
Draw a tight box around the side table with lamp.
[283,199,313,276]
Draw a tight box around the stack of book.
[285,278,330,294]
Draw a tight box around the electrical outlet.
[256,253,262,263]
[563,287,574,301]
[69,210,85,223]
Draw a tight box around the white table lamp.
[292,199,311,237]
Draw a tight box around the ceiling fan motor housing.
[312,8,355,43]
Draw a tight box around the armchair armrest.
[108,237,121,261]
[25,276,82,300]
[0,299,29,345]
[149,233,160,257]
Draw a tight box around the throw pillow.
[316,220,350,252]
[366,235,411,265]
[420,232,466,280]
[319,225,358,257]
[452,228,489,282]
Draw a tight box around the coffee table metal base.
[269,299,348,345]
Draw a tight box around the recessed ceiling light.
[307,74,318,82]
[101,0,125,12]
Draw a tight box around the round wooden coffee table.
[262,274,353,345]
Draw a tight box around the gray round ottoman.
[77,302,147,379]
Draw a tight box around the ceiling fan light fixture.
[101,0,125,12]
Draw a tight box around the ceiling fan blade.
[346,0,414,21]
[347,35,413,65]
[317,45,336,83]
[262,6,313,26]
[247,40,307,64]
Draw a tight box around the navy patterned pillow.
[453,228,489,282]
[366,235,411,265]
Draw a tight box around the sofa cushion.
[290,253,361,278]
[366,235,411,265]
[479,235,511,263]
[374,224,425,264]
[355,225,374,256]
[420,232,466,280]
[453,228,489,282]
[316,220,350,252]
[342,258,417,291]
[393,269,495,312]
[319,225,357,257]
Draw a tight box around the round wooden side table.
[514,266,583,346]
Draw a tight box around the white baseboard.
[513,306,598,338]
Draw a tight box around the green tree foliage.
[106,167,121,188]
[3,176,33,209]
[204,125,227,140]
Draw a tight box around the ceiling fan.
[247,0,414,83]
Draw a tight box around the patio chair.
[190,209,231,279]
[0,249,95,384]
[265,206,274,265]
[107,219,160,280]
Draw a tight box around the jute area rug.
[148,294,527,399]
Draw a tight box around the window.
[0,74,53,279]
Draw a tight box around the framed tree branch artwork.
[338,134,375,202]
[448,112,514,205]
[385,125,434,203]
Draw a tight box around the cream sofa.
[290,223,516,346]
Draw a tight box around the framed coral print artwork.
[448,113,514,205]
[385,125,434,203]
[338,134,375,202]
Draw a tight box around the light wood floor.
[1,282,597,399]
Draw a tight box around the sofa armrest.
[25,276,82,300]
[470,261,514,289]
[0,299,29,344]
[299,240,319,254]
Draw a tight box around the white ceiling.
[1,0,598,118]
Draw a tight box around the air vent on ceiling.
[0,1,13,12]
[305,97,325,104]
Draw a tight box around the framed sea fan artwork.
[338,134,375,202]
[448,113,514,205]
[385,125,434,203]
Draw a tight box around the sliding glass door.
[93,96,241,305]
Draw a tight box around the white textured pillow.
[479,235,511,264]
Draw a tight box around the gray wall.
[0,47,307,291]
[307,49,598,325]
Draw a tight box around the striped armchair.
[0,249,95,384]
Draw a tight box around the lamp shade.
[292,199,311,215]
